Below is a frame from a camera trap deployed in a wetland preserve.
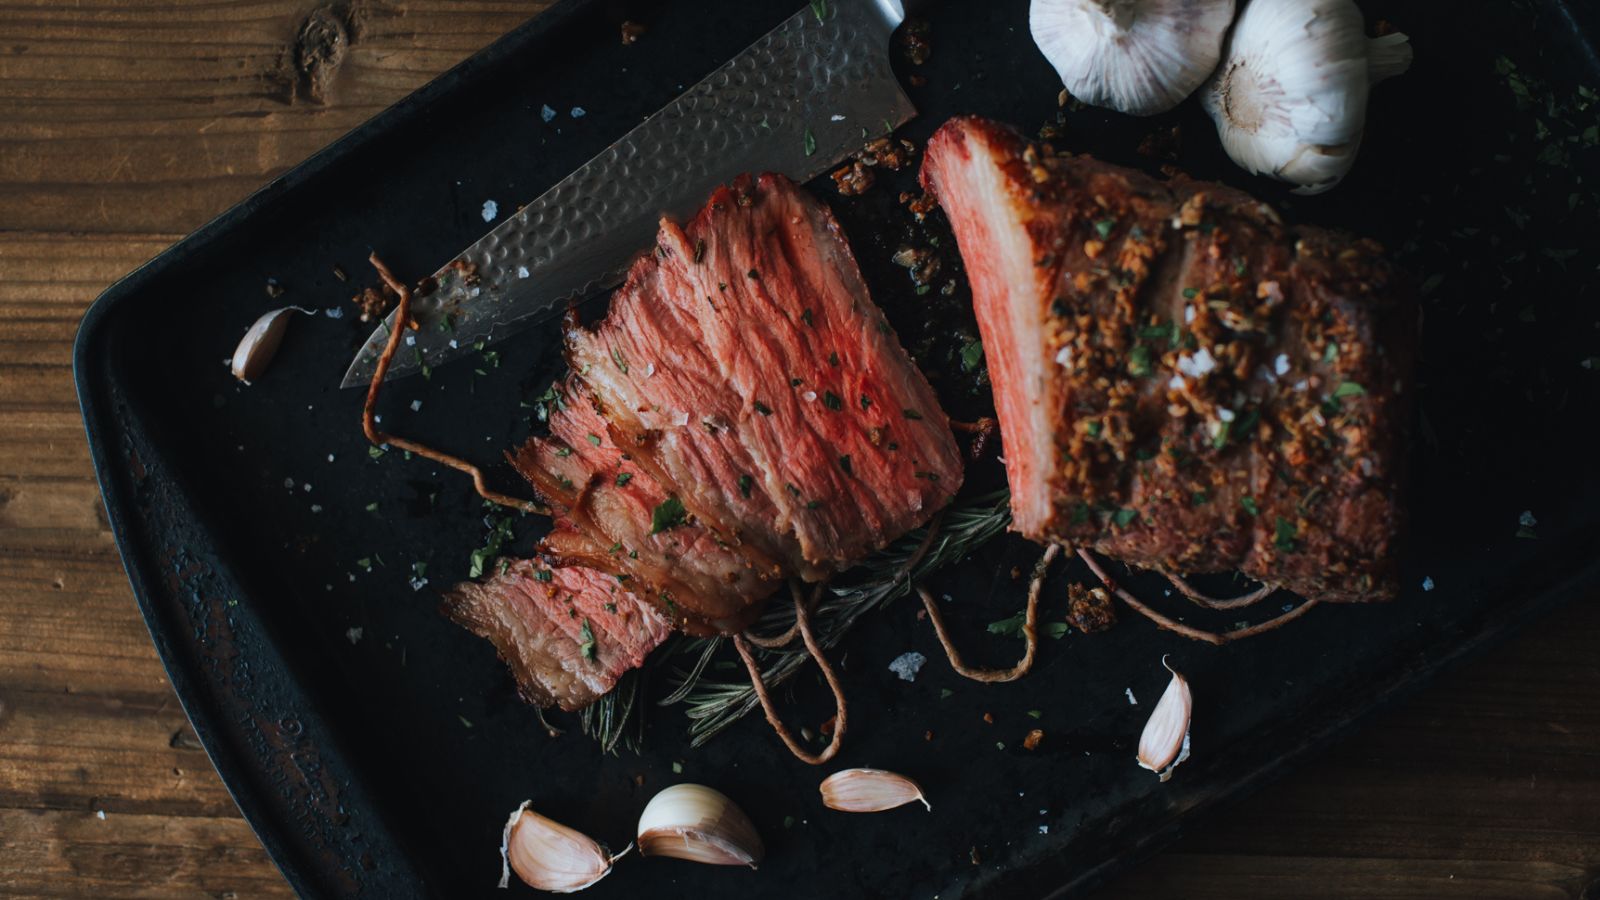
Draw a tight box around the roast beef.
[920,117,1412,602]
[441,553,672,711]
[452,173,963,709]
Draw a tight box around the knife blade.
[341,0,916,389]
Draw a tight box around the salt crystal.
[1038,825,1049,835]
[1217,407,1236,422]
[1421,576,1435,592]
[283,477,295,489]
[1274,353,1290,376]
[830,114,845,121]
[346,627,363,645]
[1519,510,1538,527]
[517,265,530,279]
[410,399,422,412]
[540,104,556,122]
[310,504,322,513]
[1176,347,1217,379]
[1054,345,1073,368]
[95,810,106,820]
[481,199,499,222]
[324,307,344,319]
[1125,687,1137,705]
[887,651,926,682]
[404,333,416,346]
[570,106,586,118]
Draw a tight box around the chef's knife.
[341,0,918,389]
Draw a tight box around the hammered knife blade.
[340,0,917,389]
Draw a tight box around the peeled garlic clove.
[230,307,298,382]
[636,784,763,868]
[819,768,932,813]
[1200,0,1412,194]
[1136,656,1192,782]
[1030,0,1237,116]
[500,801,626,892]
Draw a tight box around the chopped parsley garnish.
[1071,502,1091,525]
[368,445,386,460]
[859,394,872,410]
[838,454,853,474]
[806,500,822,510]
[1212,421,1232,449]
[1274,516,1298,552]
[578,620,596,660]
[609,346,628,374]
[616,472,633,487]
[649,496,687,534]
[902,408,923,420]
[738,474,753,497]
[468,512,517,578]
[801,308,814,326]
[960,339,984,372]
[822,391,843,410]
[554,445,572,457]
[365,501,379,512]
[1240,495,1261,516]
[987,613,1026,637]
[1128,343,1154,377]
[1094,218,1116,239]
[1323,342,1340,363]
[753,400,773,416]
[747,268,759,279]
[1181,287,1199,299]
[1112,508,1139,528]
[534,568,553,583]
[810,0,827,21]
[1334,381,1367,398]
[803,128,817,157]
[1191,490,1211,506]
[785,483,801,496]
[1045,622,1070,640]
[1085,421,1103,438]
[828,351,841,367]
[586,433,601,446]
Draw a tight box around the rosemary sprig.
[579,667,643,754]
[671,489,1011,746]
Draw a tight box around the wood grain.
[0,2,1596,898]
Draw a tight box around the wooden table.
[2,4,1597,897]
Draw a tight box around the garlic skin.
[636,784,764,868]
[1136,657,1192,782]
[1031,0,1237,116]
[499,801,625,892]
[819,768,932,813]
[1201,0,1413,194]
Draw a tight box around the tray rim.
[70,1,1600,897]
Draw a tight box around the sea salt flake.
[346,627,363,645]
[404,333,416,346]
[410,399,422,412]
[1054,345,1073,368]
[830,114,846,121]
[570,106,586,118]
[888,651,927,682]
[540,104,556,122]
[1176,347,1217,379]
[1274,353,1290,376]
[517,265,530,279]
[1421,576,1435,591]
[1038,825,1049,834]
[1519,510,1538,527]
[324,307,344,319]
[1125,687,1137,705]
[1217,407,1236,422]
[481,199,499,222]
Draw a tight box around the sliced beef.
[441,552,671,712]
[558,173,962,607]
[921,116,1413,602]
[511,377,780,635]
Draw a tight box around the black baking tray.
[73,1,1600,897]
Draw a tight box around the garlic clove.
[230,307,299,383]
[819,768,932,813]
[1136,656,1192,782]
[1030,0,1237,116]
[500,801,626,892]
[1201,0,1412,194]
[637,784,763,868]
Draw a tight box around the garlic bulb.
[1031,0,1237,116]
[636,784,764,868]
[499,801,627,892]
[1201,0,1413,194]
[819,768,931,813]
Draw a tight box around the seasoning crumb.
[481,199,499,222]
[982,712,994,724]
[888,651,926,682]
[1023,729,1044,751]
[1421,576,1435,592]
[346,627,363,645]
[620,20,645,44]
